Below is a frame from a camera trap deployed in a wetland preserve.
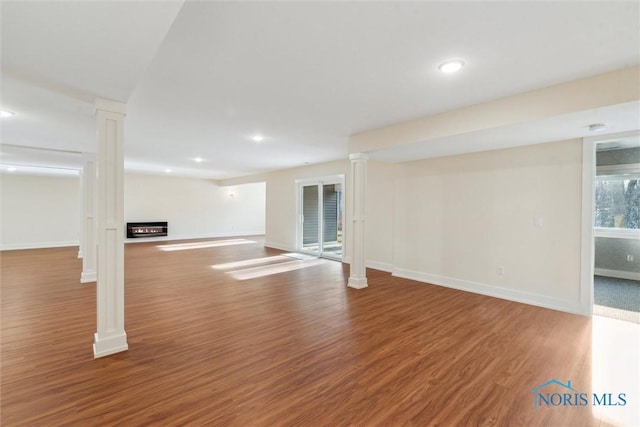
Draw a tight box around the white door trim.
[295,175,345,261]
[581,130,640,315]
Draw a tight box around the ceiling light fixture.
[1,110,16,118]
[164,169,172,173]
[588,123,606,132]
[251,135,264,142]
[7,166,17,172]
[438,59,465,74]
[194,157,203,163]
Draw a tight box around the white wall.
[0,173,81,250]
[125,173,265,241]
[0,172,266,250]
[392,139,583,313]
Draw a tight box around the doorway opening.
[297,176,344,260]
[583,131,640,323]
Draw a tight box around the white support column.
[80,153,97,283]
[78,170,84,259]
[93,98,128,358]
[348,153,368,289]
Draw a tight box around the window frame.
[593,163,640,238]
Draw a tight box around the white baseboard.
[0,241,80,251]
[264,241,296,252]
[595,268,640,281]
[348,277,368,289]
[392,268,584,316]
[366,261,393,273]
[81,271,97,283]
[342,256,393,273]
[93,332,128,359]
[125,231,265,244]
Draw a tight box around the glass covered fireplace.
[126,222,168,238]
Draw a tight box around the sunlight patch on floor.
[228,258,328,281]
[157,239,256,251]
[593,304,640,324]
[211,255,289,270]
[591,315,640,426]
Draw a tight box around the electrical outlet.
[534,216,544,227]
[627,254,634,262]
[496,265,505,276]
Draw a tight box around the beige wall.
[365,160,399,270]
[393,139,583,311]
[263,160,350,252]
[226,138,587,314]
[261,159,399,271]
[0,173,81,250]
[125,173,265,240]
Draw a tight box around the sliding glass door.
[299,177,344,259]
[301,184,320,253]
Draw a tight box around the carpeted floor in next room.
[594,275,640,324]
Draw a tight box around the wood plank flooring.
[1,237,637,426]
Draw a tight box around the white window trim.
[596,163,640,177]
[593,227,640,240]
[594,166,640,236]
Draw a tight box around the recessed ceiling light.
[438,59,465,74]
[194,157,203,163]
[1,110,16,118]
[251,135,264,142]
[7,166,17,172]
[164,169,172,173]
[588,123,606,132]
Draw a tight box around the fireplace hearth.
[127,222,168,239]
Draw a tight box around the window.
[595,176,639,229]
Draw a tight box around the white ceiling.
[1,1,639,179]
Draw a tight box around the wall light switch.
[534,216,544,227]
[628,255,634,262]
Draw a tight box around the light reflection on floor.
[228,258,328,281]
[157,239,256,251]
[591,315,639,426]
[211,255,290,270]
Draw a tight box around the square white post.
[348,153,368,289]
[93,98,128,358]
[80,153,97,283]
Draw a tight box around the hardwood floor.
[1,237,637,426]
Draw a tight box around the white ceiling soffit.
[369,102,640,163]
[0,144,82,171]
[1,1,185,102]
[0,164,80,178]
[0,75,95,152]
